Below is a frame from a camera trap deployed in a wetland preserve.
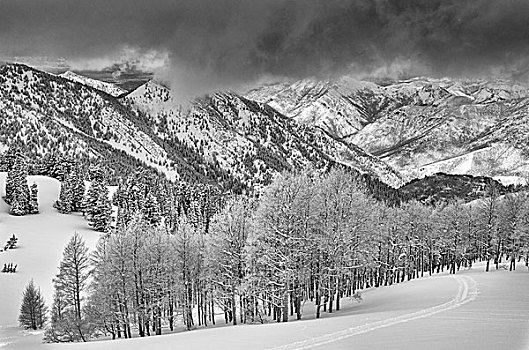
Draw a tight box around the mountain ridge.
[0,64,405,195]
[248,76,529,182]
[59,71,127,97]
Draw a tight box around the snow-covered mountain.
[0,64,203,182]
[0,63,404,193]
[6,62,528,193]
[124,83,405,189]
[246,78,380,139]
[248,77,529,181]
[123,80,179,140]
[59,71,127,97]
[351,78,529,180]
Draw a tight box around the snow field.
[0,173,101,348]
[1,173,528,349]
[40,263,529,350]
[269,275,478,350]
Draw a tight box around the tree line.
[43,168,529,342]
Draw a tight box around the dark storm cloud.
[1,0,529,98]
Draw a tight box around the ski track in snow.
[268,275,478,350]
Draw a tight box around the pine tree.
[85,178,112,232]
[8,157,30,216]
[3,148,21,204]
[83,180,97,218]
[71,167,86,212]
[55,165,85,214]
[19,280,47,330]
[28,183,39,214]
[143,192,161,224]
[55,175,74,214]
[5,167,16,205]
[10,195,27,216]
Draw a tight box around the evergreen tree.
[55,175,74,214]
[8,157,30,216]
[71,167,86,212]
[3,147,21,202]
[85,178,112,232]
[28,183,39,214]
[5,167,16,205]
[10,194,28,216]
[55,166,85,214]
[143,192,161,224]
[19,280,47,330]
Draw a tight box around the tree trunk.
[335,277,340,311]
[210,297,215,325]
[231,288,237,326]
[315,289,321,319]
[156,306,162,335]
[282,292,289,322]
[295,294,302,320]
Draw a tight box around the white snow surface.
[0,174,102,348]
[59,71,126,97]
[1,175,529,349]
[493,176,528,186]
[37,264,529,350]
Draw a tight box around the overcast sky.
[1,0,529,98]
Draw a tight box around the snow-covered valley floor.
[1,174,528,349]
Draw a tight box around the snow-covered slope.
[4,260,528,349]
[125,84,405,189]
[0,64,204,181]
[351,79,529,180]
[249,76,529,181]
[0,174,528,350]
[0,173,102,348]
[59,71,127,97]
[125,80,173,113]
[123,81,179,140]
[246,78,382,138]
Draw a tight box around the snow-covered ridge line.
[59,71,126,97]
[0,63,180,180]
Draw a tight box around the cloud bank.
[1,0,529,100]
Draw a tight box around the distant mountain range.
[249,77,529,183]
[1,62,528,201]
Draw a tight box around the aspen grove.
[47,168,529,342]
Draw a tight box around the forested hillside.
[0,64,406,195]
[0,64,243,189]
[123,82,405,189]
